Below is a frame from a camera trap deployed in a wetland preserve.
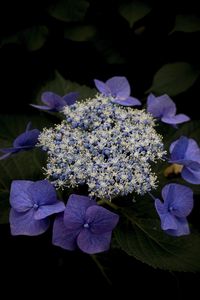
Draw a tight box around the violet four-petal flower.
[52,194,119,254]
[94,76,141,107]
[31,91,79,112]
[9,180,65,236]
[155,183,193,236]
[0,122,40,160]
[147,93,190,125]
[169,136,200,184]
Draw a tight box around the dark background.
[1,0,200,295]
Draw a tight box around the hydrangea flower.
[0,122,40,160]
[52,194,119,254]
[147,93,190,125]
[10,180,65,236]
[38,94,166,199]
[169,136,200,184]
[94,76,141,106]
[31,91,79,112]
[155,183,193,236]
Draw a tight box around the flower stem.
[148,191,156,201]
[91,255,112,285]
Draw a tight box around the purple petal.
[147,94,176,118]
[10,180,33,212]
[13,129,40,148]
[85,206,119,234]
[182,166,200,184]
[94,79,111,95]
[169,159,194,167]
[160,213,178,230]
[161,114,190,124]
[185,139,200,162]
[10,208,49,236]
[28,180,59,206]
[147,94,163,118]
[34,202,65,220]
[77,230,112,254]
[169,139,178,153]
[112,96,141,107]
[155,198,168,215]
[52,213,78,250]
[106,76,130,99]
[187,161,200,170]
[165,217,190,236]
[147,93,156,106]
[64,194,96,229]
[166,184,193,217]
[41,92,65,110]
[161,184,171,203]
[30,104,54,111]
[170,136,189,161]
[62,92,79,106]
[157,94,176,116]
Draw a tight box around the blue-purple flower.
[31,91,79,112]
[52,194,119,254]
[155,183,193,236]
[147,93,190,125]
[94,76,141,107]
[10,180,65,236]
[0,122,40,160]
[169,136,200,184]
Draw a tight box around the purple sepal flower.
[155,183,193,236]
[147,94,190,125]
[94,76,141,107]
[31,91,79,112]
[169,136,200,184]
[0,122,40,160]
[52,194,119,254]
[9,180,65,236]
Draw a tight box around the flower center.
[33,203,39,210]
[83,223,90,229]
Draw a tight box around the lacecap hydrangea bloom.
[2,76,199,256]
[38,93,166,199]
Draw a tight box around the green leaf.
[172,14,200,33]
[115,214,200,271]
[64,25,96,42]
[35,71,96,104]
[164,120,200,149]
[1,26,49,51]
[48,0,89,22]
[0,114,53,224]
[94,39,126,65]
[22,26,49,51]
[146,62,200,96]
[119,1,151,28]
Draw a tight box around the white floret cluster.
[38,94,166,200]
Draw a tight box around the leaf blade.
[172,14,200,33]
[115,213,200,271]
[119,1,151,28]
[146,62,200,96]
[48,0,89,22]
